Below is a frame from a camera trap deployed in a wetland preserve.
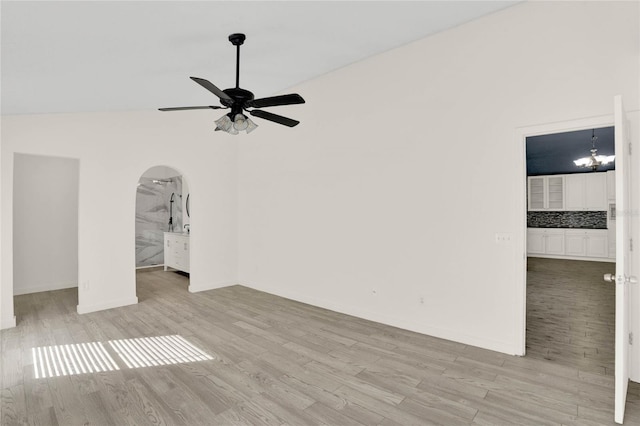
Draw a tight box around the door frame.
[516,114,614,356]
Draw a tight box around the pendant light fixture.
[573,129,615,171]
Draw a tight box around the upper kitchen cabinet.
[528,176,564,211]
[564,172,607,211]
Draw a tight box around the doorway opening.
[524,125,616,375]
[12,153,79,321]
[135,166,190,302]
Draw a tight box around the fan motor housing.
[222,87,254,107]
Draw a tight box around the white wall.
[1,110,238,322]
[13,154,79,295]
[238,0,639,358]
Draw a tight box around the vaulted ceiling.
[1,1,519,115]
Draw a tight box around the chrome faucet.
[184,224,190,234]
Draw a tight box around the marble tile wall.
[527,211,608,229]
[135,176,182,267]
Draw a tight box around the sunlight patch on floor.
[32,342,119,379]
[108,335,213,368]
[32,335,213,379]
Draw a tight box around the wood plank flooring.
[2,267,640,425]
[526,257,616,375]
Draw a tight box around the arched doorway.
[135,165,190,301]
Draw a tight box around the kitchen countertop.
[527,225,607,229]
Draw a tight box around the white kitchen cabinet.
[564,231,587,257]
[607,219,616,258]
[565,229,608,258]
[526,229,565,255]
[564,175,583,210]
[164,232,190,273]
[528,176,564,211]
[607,170,616,201]
[586,231,608,258]
[527,229,545,254]
[544,230,565,255]
[529,228,608,260]
[564,173,607,211]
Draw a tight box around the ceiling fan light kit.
[159,33,305,135]
[573,129,615,171]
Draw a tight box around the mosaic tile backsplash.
[527,211,608,229]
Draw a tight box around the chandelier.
[573,129,615,171]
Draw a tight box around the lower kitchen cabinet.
[527,228,609,261]
[164,232,190,273]
[564,229,608,258]
[527,229,564,255]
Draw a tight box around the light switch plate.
[495,233,513,244]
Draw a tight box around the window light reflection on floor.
[108,335,213,368]
[32,342,119,379]
[32,335,213,379]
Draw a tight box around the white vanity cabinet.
[164,232,190,273]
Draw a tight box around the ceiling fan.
[159,33,305,134]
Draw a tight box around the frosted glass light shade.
[215,115,232,132]
[245,117,258,133]
[233,114,249,131]
[215,114,257,135]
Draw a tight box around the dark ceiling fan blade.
[159,106,225,111]
[249,109,300,127]
[190,77,233,102]
[247,94,305,108]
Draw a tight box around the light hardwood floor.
[2,267,640,425]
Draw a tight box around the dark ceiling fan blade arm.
[159,106,225,111]
[246,94,305,108]
[190,77,234,102]
[249,109,300,127]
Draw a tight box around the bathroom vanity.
[164,232,190,273]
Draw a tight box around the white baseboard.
[13,281,78,296]
[189,281,237,293]
[77,296,138,314]
[1,315,17,330]
[240,281,517,356]
[528,254,614,263]
[136,264,163,270]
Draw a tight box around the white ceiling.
[1,1,518,115]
